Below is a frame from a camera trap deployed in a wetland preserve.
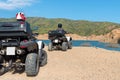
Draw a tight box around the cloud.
[0,0,35,10]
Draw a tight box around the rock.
[104,28,120,43]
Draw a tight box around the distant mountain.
[0,17,120,36]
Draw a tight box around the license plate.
[6,47,15,55]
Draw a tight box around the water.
[41,40,120,51]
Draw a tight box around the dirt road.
[1,47,120,80]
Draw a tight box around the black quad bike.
[0,21,47,76]
[48,30,72,51]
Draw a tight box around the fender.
[36,40,45,59]
[66,36,72,42]
[36,40,44,50]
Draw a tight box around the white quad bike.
[0,21,47,76]
[48,30,72,51]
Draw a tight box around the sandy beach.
[0,47,120,80]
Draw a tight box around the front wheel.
[48,42,53,51]
[68,41,72,49]
[62,42,68,51]
[25,53,39,76]
[40,50,47,67]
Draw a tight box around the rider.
[56,23,67,34]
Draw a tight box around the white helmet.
[16,12,26,21]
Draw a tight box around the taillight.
[20,40,28,48]
[20,46,26,49]
[23,40,28,42]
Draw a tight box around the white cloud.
[0,0,35,10]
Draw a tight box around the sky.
[0,0,120,23]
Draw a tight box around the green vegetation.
[0,17,120,36]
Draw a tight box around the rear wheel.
[0,55,5,76]
[0,55,3,63]
[25,53,39,76]
[0,65,5,76]
[62,42,67,51]
[48,42,53,51]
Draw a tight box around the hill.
[0,17,120,36]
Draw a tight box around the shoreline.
[36,34,114,43]
[36,34,104,41]
[37,39,120,52]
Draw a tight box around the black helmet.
[58,23,62,28]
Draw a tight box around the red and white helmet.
[16,12,26,21]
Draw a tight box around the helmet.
[58,23,62,28]
[16,12,26,21]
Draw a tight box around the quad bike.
[48,30,72,51]
[0,21,47,76]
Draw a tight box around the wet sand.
[1,47,120,80]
